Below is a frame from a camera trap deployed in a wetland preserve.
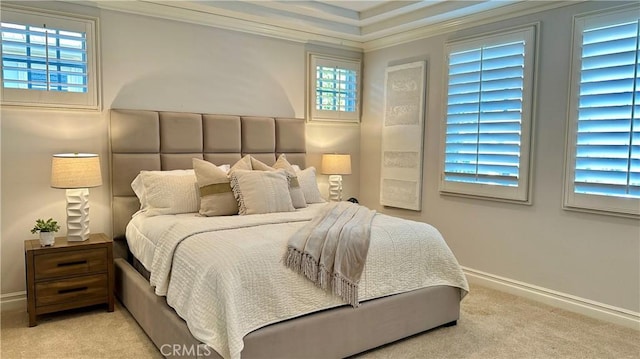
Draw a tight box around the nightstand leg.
[107,244,115,312]
[28,311,37,327]
[25,249,38,327]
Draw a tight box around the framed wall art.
[379,61,426,211]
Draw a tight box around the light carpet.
[1,284,638,358]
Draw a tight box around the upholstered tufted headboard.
[109,109,306,239]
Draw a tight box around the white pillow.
[217,164,231,173]
[296,166,325,204]
[131,169,199,216]
[230,169,295,215]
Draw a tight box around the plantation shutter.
[574,19,640,198]
[316,66,357,112]
[2,22,87,92]
[0,7,98,109]
[441,26,535,202]
[445,41,524,186]
[309,54,360,122]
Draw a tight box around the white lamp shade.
[321,154,352,175]
[50,153,101,242]
[51,153,102,189]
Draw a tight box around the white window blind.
[564,7,640,216]
[1,7,98,109]
[440,26,536,202]
[2,23,87,92]
[308,54,360,122]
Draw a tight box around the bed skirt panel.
[115,258,215,358]
[115,258,461,358]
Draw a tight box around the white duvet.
[126,204,469,359]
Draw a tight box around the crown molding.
[362,0,580,52]
[75,0,365,49]
[67,0,581,52]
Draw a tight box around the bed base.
[115,258,461,359]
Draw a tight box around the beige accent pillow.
[230,169,295,215]
[273,154,307,209]
[131,169,199,216]
[250,156,274,171]
[296,166,325,204]
[192,158,238,216]
[230,155,253,173]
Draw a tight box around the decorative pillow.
[250,156,274,171]
[296,166,325,204]
[273,154,307,209]
[217,164,231,173]
[192,158,238,216]
[230,155,253,173]
[230,169,295,215]
[131,169,199,216]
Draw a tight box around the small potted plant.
[31,218,60,247]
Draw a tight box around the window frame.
[1,5,100,110]
[307,53,361,123]
[439,24,538,203]
[563,5,640,217]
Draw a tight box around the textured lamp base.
[328,175,343,202]
[66,188,91,241]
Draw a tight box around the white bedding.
[126,204,469,359]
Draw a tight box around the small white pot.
[39,232,56,247]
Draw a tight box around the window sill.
[439,190,533,206]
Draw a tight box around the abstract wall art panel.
[380,61,426,210]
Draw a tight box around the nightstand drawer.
[35,273,108,307]
[25,234,114,326]
[34,248,107,280]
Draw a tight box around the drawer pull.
[58,286,88,294]
[57,260,87,267]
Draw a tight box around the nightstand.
[24,233,114,327]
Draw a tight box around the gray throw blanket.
[284,202,376,307]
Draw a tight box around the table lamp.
[51,153,102,241]
[321,154,351,201]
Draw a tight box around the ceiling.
[77,1,573,50]
[315,1,392,12]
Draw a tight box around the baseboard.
[463,266,640,330]
[5,270,638,329]
[1,291,26,312]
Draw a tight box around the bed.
[109,109,469,359]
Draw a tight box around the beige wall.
[0,3,360,295]
[4,0,636,317]
[360,1,640,312]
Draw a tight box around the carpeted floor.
[1,284,638,358]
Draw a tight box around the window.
[440,26,537,202]
[308,54,360,122]
[564,7,640,216]
[1,7,99,109]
